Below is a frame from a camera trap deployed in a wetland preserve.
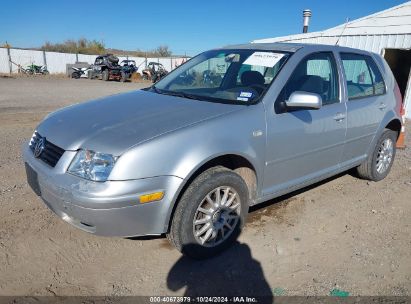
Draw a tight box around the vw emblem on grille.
[34,137,46,158]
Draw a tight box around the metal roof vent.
[303,9,312,33]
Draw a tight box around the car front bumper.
[23,143,184,237]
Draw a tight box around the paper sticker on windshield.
[243,52,284,67]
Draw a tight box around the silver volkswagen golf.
[24,43,403,258]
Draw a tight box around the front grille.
[29,131,65,167]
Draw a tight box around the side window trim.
[367,55,387,96]
[340,52,387,101]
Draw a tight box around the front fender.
[109,103,266,233]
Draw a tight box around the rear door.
[263,52,347,196]
[339,53,387,164]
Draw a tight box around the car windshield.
[152,49,290,104]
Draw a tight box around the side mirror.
[285,91,322,110]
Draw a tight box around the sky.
[0,0,407,56]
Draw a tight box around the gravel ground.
[0,77,410,297]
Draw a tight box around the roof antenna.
[335,18,349,45]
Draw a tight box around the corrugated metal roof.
[253,1,411,43]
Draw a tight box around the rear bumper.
[23,143,183,237]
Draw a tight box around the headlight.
[68,150,116,182]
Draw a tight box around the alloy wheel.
[193,186,241,247]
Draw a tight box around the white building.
[253,1,411,119]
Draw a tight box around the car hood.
[37,90,241,155]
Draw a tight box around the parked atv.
[71,66,92,79]
[25,64,49,75]
[119,60,138,82]
[142,62,168,83]
[88,54,123,81]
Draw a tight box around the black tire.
[356,128,397,181]
[102,70,109,81]
[120,71,127,82]
[71,71,80,79]
[167,166,249,259]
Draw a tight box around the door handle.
[378,103,387,110]
[333,113,346,122]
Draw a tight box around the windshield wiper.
[151,86,203,101]
[150,85,162,94]
[166,91,203,101]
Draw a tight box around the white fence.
[0,47,188,75]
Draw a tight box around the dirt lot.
[0,76,410,297]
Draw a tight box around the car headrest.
[241,71,265,87]
[295,75,324,95]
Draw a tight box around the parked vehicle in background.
[119,60,138,82]
[88,54,123,81]
[23,43,403,259]
[142,62,168,82]
[24,64,49,75]
[71,66,92,79]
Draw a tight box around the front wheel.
[120,71,127,82]
[102,70,109,81]
[356,128,397,181]
[167,166,249,259]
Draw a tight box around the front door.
[263,52,347,197]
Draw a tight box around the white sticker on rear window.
[243,52,285,68]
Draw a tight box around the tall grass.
[41,38,106,55]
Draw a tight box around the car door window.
[275,52,339,113]
[340,53,386,100]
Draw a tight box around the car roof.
[221,42,304,52]
[219,42,377,57]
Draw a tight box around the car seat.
[241,71,266,94]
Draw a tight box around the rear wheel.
[167,166,249,259]
[71,71,80,79]
[102,70,109,81]
[356,128,397,181]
